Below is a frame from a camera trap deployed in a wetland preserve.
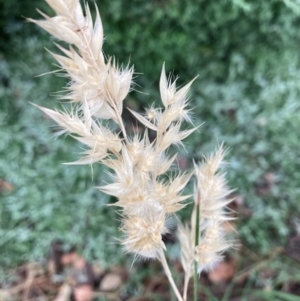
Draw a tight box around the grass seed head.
[121,209,168,259]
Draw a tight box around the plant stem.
[116,110,128,143]
[110,101,128,143]
[194,195,200,301]
[183,270,190,301]
[159,250,184,301]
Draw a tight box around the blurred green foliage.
[1,0,300,279]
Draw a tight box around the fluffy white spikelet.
[121,208,168,259]
[178,145,234,299]
[28,0,133,124]
[193,145,234,272]
[194,146,233,228]
[195,220,232,273]
[177,223,194,278]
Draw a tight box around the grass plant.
[27,0,235,299]
[1,0,300,299]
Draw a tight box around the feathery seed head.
[145,104,162,123]
[45,0,80,17]
[29,2,237,289]
[168,172,193,195]
[177,223,194,276]
[160,64,177,108]
[193,145,232,223]
[136,144,159,174]
[194,221,232,273]
[155,153,177,175]
[127,134,145,165]
[104,60,134,111]
[121,209,168,259]
[191,146,235,275]
[36,105,90,137]
[29,0,134,125]
[160,64,196,109]
[194,243,224,273]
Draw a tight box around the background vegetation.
[1,0,300,299]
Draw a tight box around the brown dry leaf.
[73,256,86,270]
[100,273,122,292]
[208,260,236,284]
[54,283,71,301]
[73,284,94,301]
[70,255,95,288]
[0,179,14,192]
[143,275,169,295]
[109,267,128,281]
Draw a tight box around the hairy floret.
[121,209,168,259]
[195,221,232,273]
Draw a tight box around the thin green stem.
[194,195,200,301]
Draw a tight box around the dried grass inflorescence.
[178,147,235,299]
[29,1,235,300]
